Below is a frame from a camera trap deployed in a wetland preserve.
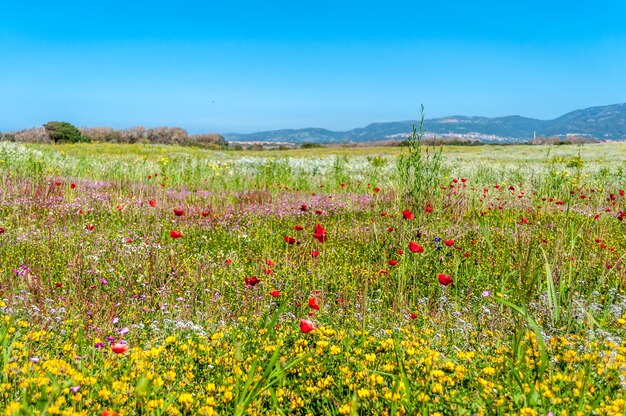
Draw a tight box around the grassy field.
[1,141,626,415]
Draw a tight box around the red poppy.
[264,269,273,275]
[388,260,399,266]
[425,202,433,213]
[308,297,320,310]
[266,259,274,266]
[374,187,380,193]
[85,224,95,230]
[310,250,320,257]
[111,342,129,354]
[270,290,281,298]
[621,189,625,196]
[173,209,185,217]
[55,181,62,186]
[300,204,309,212]
[313,223,328,243]
[410,313,418,319]
[408,241,424,253]
[438,273,453,286]
[70,183,76,189]
[170,230,182,239]
[397,249,404,255]
[293,225,304,231]
[0,227,5,234]
[201,211,210,217]
[444,239,454,247]
[387,227,394,232]
[380,212,387,217]
[116,205,124,211]
[244,276,260,286]
[101,411,119,416]
[55,282,63,288]
[149,200,157,207]
[284,235,296,244]
[300,319,315,333]
[461,178,467,183]
[315,209,323,215]
[225,258,233,265]
[402,210,415,220]
[520,217,529,224]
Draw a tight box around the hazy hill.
[225,103,626,144]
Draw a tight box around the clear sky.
[2,1,626,133]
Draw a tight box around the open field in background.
[0,141,626,415]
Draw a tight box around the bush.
[44,122,89,143]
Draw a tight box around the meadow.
[0,140,625,415]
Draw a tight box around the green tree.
[43,121,89,143]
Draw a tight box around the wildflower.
[100,278,108,285]
[300,204,309,212]
[85,224,95,230]
[170,230,182,239]
[308,297,320,310]
[388,260,398,266]
[444,239,454,247]
[409,241,424,253]
[270,290,281,298]
[482,290,490,297]
[310,250,320,257]
[244,276,260,287]
[402,210,414,220]
[0,227,4,234]
[70,183,76,189]
[101,411,119,416]
[70,385,80,394]
[173,209,185,217]
[284,235,296,244]
[111,342,129,354]
[300,319,315,333]
[293,225,304,230]
[149,199,157,207]
[201,211,210,217]
[438,273,453,286]
[313,223,328,242]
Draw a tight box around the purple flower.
[94,342,105,349]
[482,290,491,297]
[112,317,119,324]
[29,357,40,363]
[434,237,441,242]
[106,336,115,342]
[100,278,108,285]
[70,385,80,393]
[119,327,129,335]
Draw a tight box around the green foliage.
[300,142,326,149]
[396,105,444,204]
[43,121,89,144]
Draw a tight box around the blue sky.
[2,1,626,133]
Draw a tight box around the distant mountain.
[224,103,626,144]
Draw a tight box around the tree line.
[0,122,227,148]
